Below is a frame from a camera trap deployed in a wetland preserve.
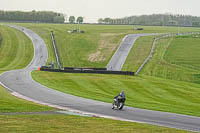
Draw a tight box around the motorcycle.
[112,96,125,110]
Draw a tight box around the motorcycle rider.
[114,90,126,105]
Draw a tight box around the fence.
[135,31,200,75]
[40,67,134,76]
[51,31,62,69]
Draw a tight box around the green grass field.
[141,35,200,83]
[0,25,33,73]
[164,35,200,70]
[0,115,190,133]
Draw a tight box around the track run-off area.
[0,25,200,132]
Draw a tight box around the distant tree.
[192,21,200,27]
[104,18,111,24]
[76,16,83,24]
[98,18,104,24]
[69,16,75,23]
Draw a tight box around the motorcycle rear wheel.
[112,102,115,109]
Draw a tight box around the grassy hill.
[0,23,190,133]
[23,23,200,117]
[17,23,199,68]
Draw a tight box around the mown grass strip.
[0,115,191,133]
[0,25,33,72]
[164,35,200,71]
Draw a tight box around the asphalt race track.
[0,25,200,132]
[107,33,157,71]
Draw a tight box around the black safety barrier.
[64,67,107,71]
[40,67,134,76]
[41,66,52,69]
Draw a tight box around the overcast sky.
[0,0,200,22]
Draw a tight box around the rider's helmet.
[120,90,125,98]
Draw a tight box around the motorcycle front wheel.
[119,102,124,110]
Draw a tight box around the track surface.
[0,25,200,132]
[107,33,157,71]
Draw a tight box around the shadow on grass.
[193,74,200,84]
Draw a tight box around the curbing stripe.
[9,90,146,124]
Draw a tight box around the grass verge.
[0,115,191,133]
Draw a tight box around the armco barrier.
[40,67,134,76]
[51,31,62,69]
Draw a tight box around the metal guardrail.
[51,31,62,69]
[135,31,200,75]
[135,37,158,75]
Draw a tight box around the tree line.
[0,10,65,23]
[98,13,200,27]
